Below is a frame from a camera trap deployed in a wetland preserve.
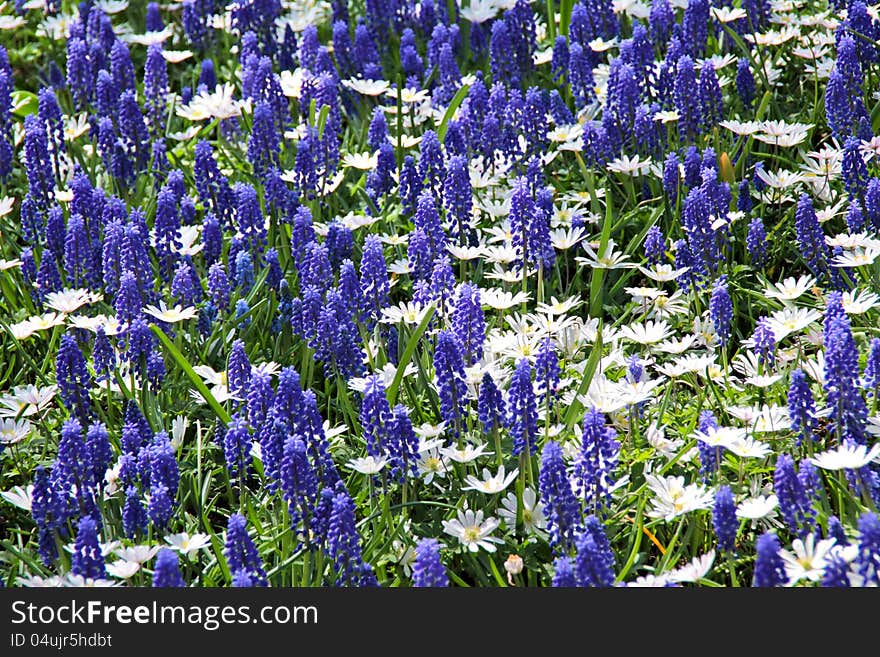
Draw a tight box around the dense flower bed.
[1,0,879,588]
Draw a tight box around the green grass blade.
[437,85,470,143]
[589,189,613,318]
[563,324,603,429]
[387,304,435,407]
[316,104,331,141]
[151,324,231,424]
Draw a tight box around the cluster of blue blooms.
[3,0,880,590]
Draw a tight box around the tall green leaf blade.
[151,324,231,424]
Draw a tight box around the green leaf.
[11,90,38,118]
[437,85,470,143]
[150,324,231,424]
[316,104,331,141]
[563,325,603,429]
[559,0,575,36]
[589,189,613,318]
[386,304,435,407]
[546,0,556,42]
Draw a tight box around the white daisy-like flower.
[121,25,174,45]
[627,574,671,587]
[162,50,194,63]
[497,488,546,533]
[380,301,431,325]
[766,306,822,342]
[755,167,805,190]
[459,0,502,23]
[446,243,484,260]
[440,442,492,463]
[385,86,431,105]
[746,25,801,47]
[550,226,587,250]
[176,83,243,121]
[536,295,582,316]
[442,508,503,552]
[347,455,388,474]
[417,447,451,485]
[143,302,198,323]
[637,263,690,282]
[588,37,618,52]
[645,425,684,459]
[191,366,230,404]
[618,320,673,345]
[279,68,307,99]
[810,442,880,471]
[547,123,584,144]
[463,466,519,494]
[626,286,666,301]
[779,535,836,585]
[655,353,717,378]
[95,0,128,13]
[0,485,33,511]
[719,119,763,135]
[653,109,680,123]
[11,312,67,340]
[0,418,32,445]
[723,435,772,459]
[342,151,379,170]
[105,560,141,579]
[341,78,390,96]
[825,231,880,250]
[607,154,652,176]
[0,15,25,29]
[728,404,790,433]
[736,494,779,520]
[66,314,125,336]
[0,384,57,419]
[9,318,37,341]
[114,545,161,565]
[711,6,747,21]
[841,289,880,314]
[44,288,103,314]
[667,550,716,583]
[577,238,635,269]
[17,574,65,587]
[692,425,748,448]
[62,113,90,140]
[653,334,696,355]
[349,362,415,393]
[480,288,531,310]
[763,275,817,303]
[831,246,880,268]
[338,210,381,230]
[645,475,714,521]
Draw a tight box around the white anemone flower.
[0,418,32,445]
[763,275,817,303]
[736,494,779,520]
[645,475,714,521]
[440,443,492,463]
[497,488,546,533]
[779,535,837,585]
[810,442,880,471]
[341,78,390,96]
[463,466,519,494]
[144,302,198,323]
[442,509,503,552]
[347,455,388,475]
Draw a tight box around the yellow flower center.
[463,526,481,542]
